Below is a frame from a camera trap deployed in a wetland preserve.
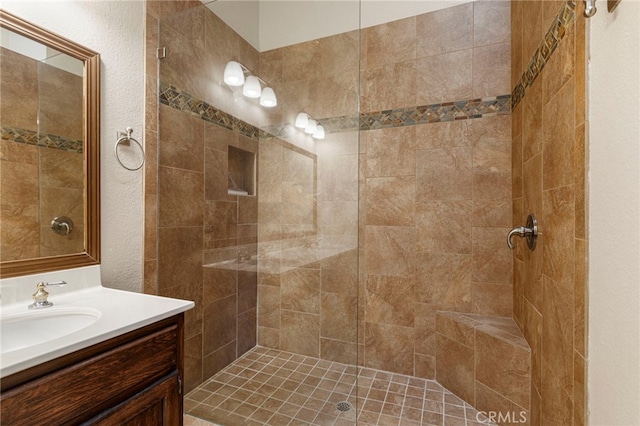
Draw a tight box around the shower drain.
[336,401,353,412]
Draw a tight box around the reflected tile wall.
[511,1,587,425]
[0,48,84,262]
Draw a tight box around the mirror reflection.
[0,26,85,262]
[1,9,98,279]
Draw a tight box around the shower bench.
[435,311,531,424]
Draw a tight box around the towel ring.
[115,127,145,171]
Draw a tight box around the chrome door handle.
[507,214,538,251]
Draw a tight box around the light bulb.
[313,125,325,139]
[295,112,309,129]
[305,120,317,134]
[260,87,277,107]
[223,61,244,86]
[243,75,262,98]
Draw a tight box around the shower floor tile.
[185,347,493,426]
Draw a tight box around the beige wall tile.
[1,160,38,205]
[159,166,204,227]
[436,334,475,404]
[415,303,437,356]
[542,186,575,288]
[158,226,203,290]
[475,332,531,408]
[474,1,511,47]
[416,147,472,201]
[321,293,358,342]
[362,126,416,178]
[365,322,414,375]
[281,268,321,314]
[416,3,473,58]
[363,16,416,69]
[522,2,544,69]
[159,18,206,101]
[39,149,83,189]
[473,42,511,99]
[416,50,473,105]
[542,79,575,190]
[0,48,38,130]
[416,200,473,254]
[415,252,471,308]
[321,338,358,365]
[365,226,416,276]
[203,294,237,355]
[472,282,513,317]
[184,333,203,394]
[365,177,416,226]
[0,205,39,261]
[159,104,205,172]
[361,61,416,112]
[573,352,586,426]
[414,354,435,380]
[365,275,415,327]
[472,227,513,284]
[280,310,320,357]
[435,313,476,349]
[510,0,524,89]
[475,381,529,425]
[203,340,236,381]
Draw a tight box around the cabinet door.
[85,372,182,426]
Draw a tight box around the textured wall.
[511,0,588,424]
[588,0,640,423]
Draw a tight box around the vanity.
[0,267,194,425]
[0,9,194,425]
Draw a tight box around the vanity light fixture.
[295,112,309,128]
[304,119,317,135]
[294,112,326,140]
[313,125,325,140]
[260,87,277,107]
[223,60,277,108]
[223,61,245,86]
[243,75,262,98]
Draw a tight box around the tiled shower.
[143,0,588,425]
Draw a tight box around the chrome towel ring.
[115,127,145,171]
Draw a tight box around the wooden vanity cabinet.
[0,314,185,426]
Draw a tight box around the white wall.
[588,0,640,424]
[2,1,145,293]
[205,0,468,52]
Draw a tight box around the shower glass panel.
[156,1,361,424]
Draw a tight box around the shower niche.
[227,145,255,196]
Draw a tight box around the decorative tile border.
[159,83,262,140]
[1,126,83,153]
[161,81,511,142]
[511,0,576,109]
[358,96,511,132]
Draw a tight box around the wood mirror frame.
[0,10,100,278]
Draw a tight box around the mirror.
[0,10,100,278]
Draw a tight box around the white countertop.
[0,266,194,378]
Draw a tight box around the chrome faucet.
[29,281,67,309]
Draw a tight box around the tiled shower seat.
[435,312,531,425]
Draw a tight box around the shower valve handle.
[507,214,538,251]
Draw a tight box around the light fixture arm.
[584,0,597,17]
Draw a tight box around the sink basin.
[1,307,101,354]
